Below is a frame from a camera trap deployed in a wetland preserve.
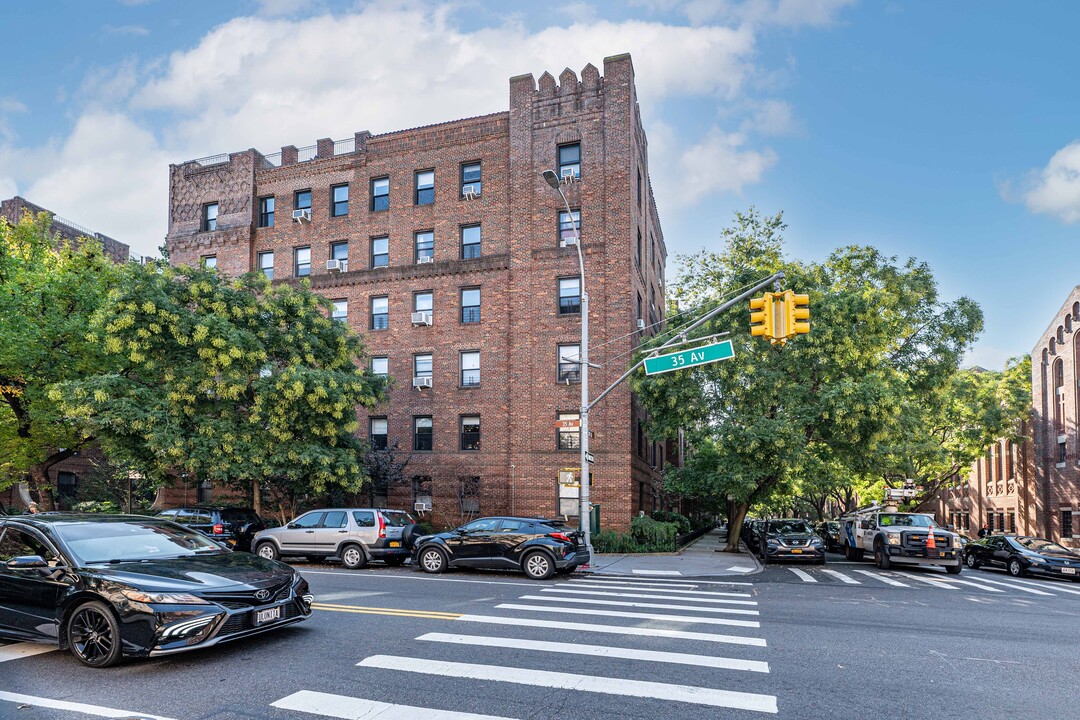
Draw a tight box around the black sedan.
[156,506,267,552]
[0,514,313,668]
[413,516,589,580]
[762,519,826,563]
[816,520,842,552]
[964,534,1080,580]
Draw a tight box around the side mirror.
[946,524,956,532]
[6,555,48,569]
[287,523,298,529]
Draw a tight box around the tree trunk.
[252,479,262,517]
[27,464,55,511]
[724,502,749,552]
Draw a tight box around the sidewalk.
[583,528,762,578]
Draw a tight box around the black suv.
[156,506,266,552]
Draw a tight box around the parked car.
[964,535,1080,579]
[413,516,589,580]
[252,508,422,569]
[815,520,842,552]
[762,519,826,564]
[156,506,266,552]
[0,513,312,668]
[742,519,763,552]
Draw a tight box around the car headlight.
[1027,555,1048,564]
[887,534,901,546]
[122,589,209,604]
[810,537,823,545]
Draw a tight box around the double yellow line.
[311,602,461,620]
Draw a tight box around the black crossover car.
[156,506,267,553]
[816,520,842,552]
[0,514,312,668]
[761,519,826,563]
[413,516,590,580]
[964,535,1080,580]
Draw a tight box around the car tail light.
[547,532,572,543]
[213,524,224,535]
[378,513,386,539]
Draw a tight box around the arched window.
[1054,359,1066,433]
[1073,301,1080,320]
[1068,316,1074,334]
[1050,338,1057,356]
[1058,326,1066,345]
[1005,440,1015,479]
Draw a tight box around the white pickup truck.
[840,510,963,574]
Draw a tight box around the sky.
[1,0,1078,371]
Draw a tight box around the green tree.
[634,209,983,551]
[0,212,119,509]
[55,263,385,514]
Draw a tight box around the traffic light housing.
[783,290,810,336]
[749,292,775,339]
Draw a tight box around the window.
[460,416,480,451]
[330,241,348,267]
[203,203,218,232]
[414,354,432,380]
[458,476,481,514]
[461,162,481,197]
[295,190,312,212]
[1058,440,1067,465]
[202,255,217,269]
[637,168,642,208]
[637,420,645,457]
[294,246,311,277]
[1062,510,1074,538]
[291,512,324,529]
[57,471,77,500]
[636,228,642,269]
[414,292,433,314]
[371,357,388,376]
[369,418,388,450]
[332,299,347,322]
[461,224,481,260]
[331,183,349,216]
[353,511,375,528]
[413,417,433,452]
[413,475,432,507]
[371,236,389,268]
[557,412,580,450]
[461,288,480,323]
[415,170,434,205]
[558,143,581,179]
[559,277,581,314]
[559,209,580,247]
[259,196,275,227]
[371,177,389,211]
[461,351,480,387]
[323,510,347,529]
[0,528,59,564]
[415,231,434,263]
[558,344,580,383]
[371,296,388,330]
[258,251,274,279]
[1008,512,1016,533]
[1054,359,1065,432]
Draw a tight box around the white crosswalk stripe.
[960,575,1055,595]
[787,568,817,582]
[1007,576,1080,595]
[541,587,759,605]
[819,569,860,584]
[417,633,771,673]
[564,582,753,598]
[356,656,779,713]
[455,614,767,646]
[517,594,760,615]
[0,642,56,663]
[851,569,910,587]
[893,571,959,589]
[579,575,753,586]
[494,603,761,628]
[271,690,519,720]
[925,575,1004,592]
[569,578,700,589]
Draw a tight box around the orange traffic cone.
[926,528,936,550]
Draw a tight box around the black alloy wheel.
[255,542,279,561]
[874,541,891,570]
[945,561,963,575]
[68,601,123,668]
[1007,558,1025,577]
[965,552,980,569]
[419,546,447,573]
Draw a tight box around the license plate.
[1062,567,1076,575]
[254,606,281,626]
[791,549,803,554]
[389,541,401,548]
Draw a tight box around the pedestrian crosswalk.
[780,564,1080,597]
[272,574,778,718]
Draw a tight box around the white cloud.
[681,0,858,27]
[1018,141,1080,224]
[742,98,798,136]
[103,24,150,36]
[673,126,778,204]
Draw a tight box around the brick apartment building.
[0,196,133,511]
[165,54,677,530]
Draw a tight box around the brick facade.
[165,54,676,531]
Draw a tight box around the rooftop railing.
[297,145,317,162]
[334,138,355,155]
[190,153,230,167]
[186,136,358,167]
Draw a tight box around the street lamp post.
[543,170,592,557]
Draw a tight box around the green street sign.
[643,340,734,376]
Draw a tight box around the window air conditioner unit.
[413,376,433,389]
[414,502,431,512]
[292,209,311,223]
[411,311,433,326]
[326,259,347,273]
[637,318,646,330]
[561,168,577,183]
[462,185,478,200]
[417,255,434,264]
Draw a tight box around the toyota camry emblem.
[255,589,271,601]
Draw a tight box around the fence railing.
[190,153,230,167]
[334,138,355,155]
[260,152,282,168]
[297,145,317,162]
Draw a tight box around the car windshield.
[52,520,226,564]
[878,514,937,528]
[220,509,261,523]
[767,520,812,535]
[1015,537,1071,554]
[380,511,416,527]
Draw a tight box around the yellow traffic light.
[783,290,810,336]
[749,293,775,339]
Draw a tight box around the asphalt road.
[2,555,1079,719]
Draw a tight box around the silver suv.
[252,508,422,569]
